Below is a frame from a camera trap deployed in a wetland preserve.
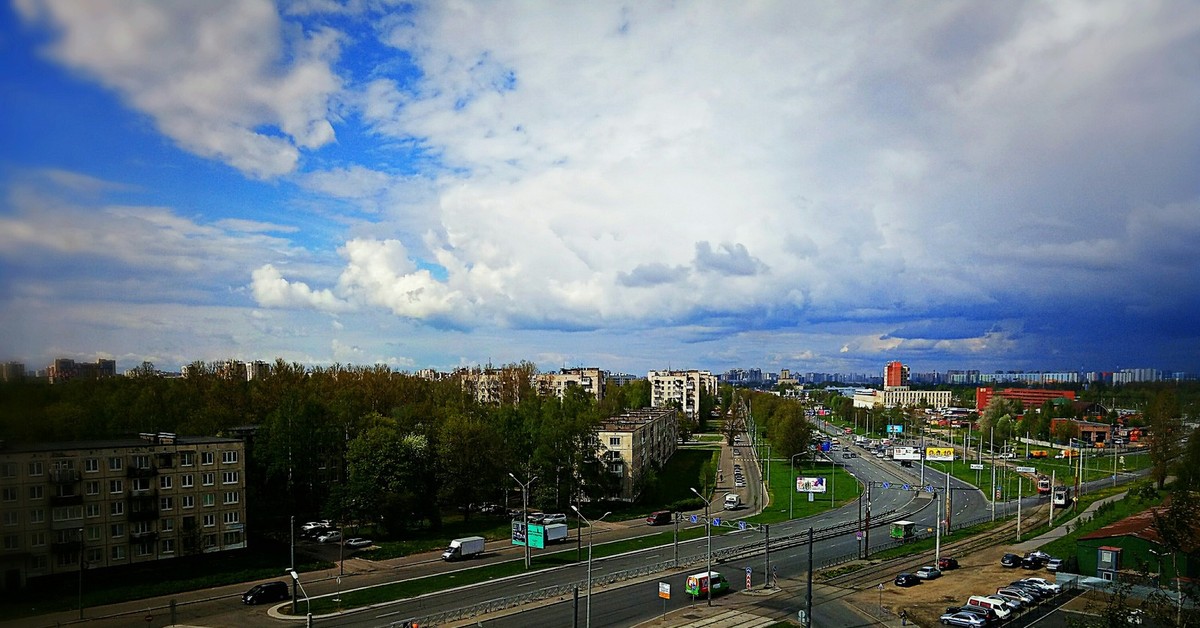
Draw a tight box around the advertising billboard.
[892,447,921,461]
[925,447,955,461]
[886,424,904,434]
[796,477,827,493]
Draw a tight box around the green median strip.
[290,526,709,616]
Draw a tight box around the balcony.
[49,469,81,483]
[126,466,158,478]
[51,540,83,554]
[128,508,158,522]
[49,494,83,507]
[130,531,158,543]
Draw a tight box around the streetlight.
[571,506,611,628]
[689,487,713,607]
[509,472,537,570]
[287,569,311,617]
[789,453,805,519]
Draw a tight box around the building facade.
[46,358,116,384]
[975,387,1077,410]
[884,361,909,389]
[536,368,605,402]
[0,434,247,591]
[648,370,717,419]
[594,409,678,501]
[852,387,952,409]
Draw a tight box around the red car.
[646,510,673,525]
[938,557,960,570]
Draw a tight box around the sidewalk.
[1010,490,1127,553]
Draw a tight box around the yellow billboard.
[925,447,954,461]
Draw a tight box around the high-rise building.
[0,434,247,591]
[594,408,678,501]
[884,361,909,389]
[648,370,717,419]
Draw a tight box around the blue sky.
[1,1,1198,376]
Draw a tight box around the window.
[108,457,123,471]
[131,477,151,492]
[29,509,44,524]
[180,452,194,467]
[4,535,20,550]
[109,479,123,494]
[111,545,125,561]
[223,531,243,546]
[0,462,15,478]
[85,504,100,518]
[131,455,150,469]
[202,514,216,528]
[221,450,238,464]
[87,526,101,541]
[222,471,239,485]
[30,532,45,547]
[181,495,194,509]
[110,523,125,539]
[223,511,240,524]
[159,475,173,490]
[131,521,154,535]
[181,474,194,488]
[86,480,100,496]
[202,473,215,486]
[161,539,175,554]
[201,452,214,465]
[110,501,124,516]
[202,493,215,507]
[52,506,82,521]
[1,487,15,502]
[2,511,17,526]
[28,461,44,476]
[55,552,79,568]
[609,436,621,447]
[161,518,174,533]
[86,547,102,563]
[159,497,173,511]
[223,491,239,505]
[28,485,43,500]
[85,458,99,473]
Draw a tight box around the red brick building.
[884,361,909,389]
[975,387,1076,410]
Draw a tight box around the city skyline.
[2,2,1199,376]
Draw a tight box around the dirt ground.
[843,543,1065,626]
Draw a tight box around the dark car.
[646,510,673,526]
[243,581,289,605]
[938,557,960,570]
[895,572,921,587]
[900,460,914,468]
[1022,555,1045,569]
[1000,553,1022,568]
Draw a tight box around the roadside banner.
[893,447,921,461]
[970,463,984,470]
[887,424,904,434]
[1015,466,1037,474]
[925,447,954,461]
[796,477,827,493]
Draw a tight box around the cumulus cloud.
[693,242,767,277]
[617,263,688,288]
[15,0,341,178]
[251,264,350,312]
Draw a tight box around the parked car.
[344,537,373,549]
[1000,553,1022,568]
[914,566,943,580]
[242,581,290,605]
[938,557,960,570]
[1022,555,1045,569]
[317,530,342,543]
[1028,550,1052,561]
[894,572,921,587]
[526,512,545,524]
[946,606,997,623]
[646,510,673,526]
[1046,558,1063,572]
[994,587,1034,607]
[301,520,331,532]
[1018,577,1062,594]
[1006,581,1049,600]
[478,502,504,514]
[542,513,567,525]
[940,612,988,627]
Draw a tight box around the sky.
[1,1,1198,377]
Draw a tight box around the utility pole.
[805,527,814,626]
[1049,469,1056,524]
[990,427,996,522]
[864,481,872,557]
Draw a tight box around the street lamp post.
[509,472,537,570]
[689,487,713,606]
[77,527,84,620]
[571,506,611,628]
[288,569,311,617]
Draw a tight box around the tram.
[1052,485,1072,507]
[890,520,916,541]
[1037,476,1052,495]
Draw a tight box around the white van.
[966,595,1013,619]
[723,493,741,510]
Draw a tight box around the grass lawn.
[1037,487,1165,560]
[749,454,862,525]
[870,519,1006,561]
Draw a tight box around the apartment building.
[536,368,605,402]
[0,434,246,591]
[46,358,116,384]
[594,408,678,501]
[647,370,717,419]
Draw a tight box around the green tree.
[1148,390,1183,490]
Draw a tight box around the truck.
[442,536,486,561]
[543,523,569,544]
[723,493,741,510]
[685,570,730,597]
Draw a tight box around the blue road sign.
[690,514,698,523]
[925,485,934,492]
[739,521,747,530]
[713,518,722,526]
[902,484,911,491]
[882,482,891,489]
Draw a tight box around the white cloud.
[251,264,351,312]
[16,0,342,178]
